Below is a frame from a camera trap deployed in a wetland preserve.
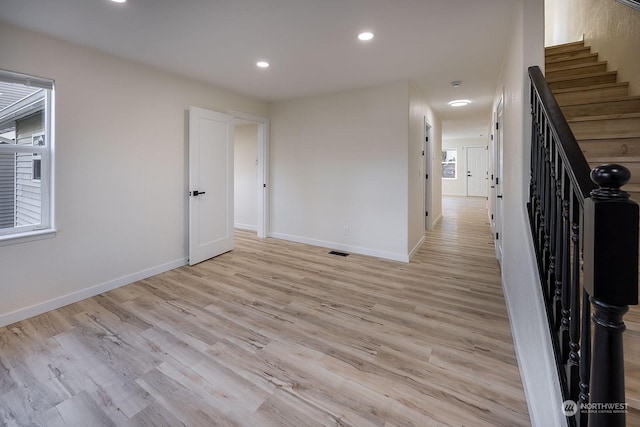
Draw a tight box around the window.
[442,149,457,179]
[0,69,55,243]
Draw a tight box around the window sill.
[0,228,57,247]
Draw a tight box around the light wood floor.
[0,196,530,426]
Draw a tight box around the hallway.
[0,197,530,426]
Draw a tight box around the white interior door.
[466,146,488,197]
[189,106,234,265]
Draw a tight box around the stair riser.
[554,85,630,104]
[546,47,592,62]
[546,63,607,80]
[546,55,599,71]
[561,99,640,119]
[579,139,640,158]
[549,74,618,90]
[570,117,640,135]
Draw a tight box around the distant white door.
[189,107,234,265]
[467,146,488,197]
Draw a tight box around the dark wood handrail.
[527,65,638,427]
[528,66,596,205]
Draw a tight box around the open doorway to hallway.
[234,121,259,234]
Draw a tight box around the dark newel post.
[584,165,639,427]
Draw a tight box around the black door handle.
[497,195,503,199]
[191,190,206,196]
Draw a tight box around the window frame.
[0,69,55,245]
[441,148,457,180]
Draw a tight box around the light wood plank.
[0,196,531,426]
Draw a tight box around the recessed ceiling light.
[111,0,126,3]
[358,32,374,41]
[256,61,270,68]
[448,99,471,107]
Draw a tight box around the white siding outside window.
[0,70,55,244]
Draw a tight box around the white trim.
[501,211,565,427]
[268,232,409,263]
[0,257,187,328]
[229,111,269,239]
[0,228,56,246]
[408,235,425,261]
[234,223,257,232]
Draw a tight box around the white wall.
[234,124,259,231]
[0,23,267,326]
[546,0,640,95]
[441,137,487,197]
[491,1,565,425]
[408,82,442,255]
[269,82,411,261]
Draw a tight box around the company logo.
[562,400,579,417]
[561,400,628,417]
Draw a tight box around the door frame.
[493,96,504,264]
[230,111,269,238]
[424,118,433,231]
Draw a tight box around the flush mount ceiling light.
[256,61,270,69]
[448,99,471,107]
[358,32,374,41]
[111,0,126,3]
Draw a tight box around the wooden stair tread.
[587,156,640,163]
[546,53,599,66]
[546,71,618,84]
[545,48,592,62]
[545,61,607,72]
[568,112,640,122]
[577,131,640,141]
[621,183,640,192]
[552,82,629,94]
[559,95,640,107]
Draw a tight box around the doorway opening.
[232,112,269,238]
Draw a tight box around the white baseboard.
[0,257,187,328]
[234,223,257,232]
[268,232,409,263]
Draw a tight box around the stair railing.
[527,65,638,427]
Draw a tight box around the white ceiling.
[0,0,517,138]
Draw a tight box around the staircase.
[546,41,640,203]
[545,41,640,421]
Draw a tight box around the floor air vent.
[329,250,349,257]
